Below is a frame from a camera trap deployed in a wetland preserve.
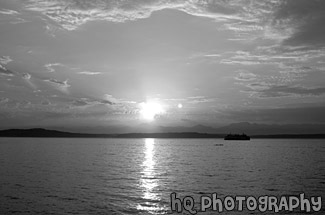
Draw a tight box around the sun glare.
[140,102,165,121]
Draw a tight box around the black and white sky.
[1,0,325,132]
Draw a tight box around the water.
[0,138,324,214]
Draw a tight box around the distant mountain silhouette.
[214,122,325,135]
[0,128,224,138]
[136,122,325,135]
[1,128,325,138]
[158,124,218,133]
[0,128,95,137]
[7,122,324,135]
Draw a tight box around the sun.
[140,101,165,121]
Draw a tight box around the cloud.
[228,0,325,45]
[0,64,15,76]
[21,0,325,49]
[41,100,51,106]
[17,0,325,49]
[220,47,325,67]
[235,72,257,81]
[219,47,325,87]
[44,63,64,73]
[22,73,31,80]
[71,97,114,108]
[0,97,9,104]
[0,8,27,24]
[78,71,102,75]
[273,0,325,47]
[44,24,60,37]
[223,22,264,33]
[21,72,37,89]
[245,83,325,98]
[0,97,32,110]
[186,96,216,104]
[103,94,119,104]
[203,54,221,58]
[71,99,90,107]
[246,82,271,91]
[220,59,261,66]
[0,56,12,65]
[23,0,166,30]
[258,45,325,61]
[20,1,274,30]
[99,99,114,105]
[0,9,20,15]
[262,85,325,97]
[44,78,70,88]
[220,106,325,124]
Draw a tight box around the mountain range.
[1,122,325,137]
[1,128,325,138]
[131,122,325,135]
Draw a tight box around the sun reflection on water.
[137,138,165,213]
[142,138,158,199]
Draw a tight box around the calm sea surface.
[0,138,324,214]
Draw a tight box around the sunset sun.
[140,102,165,121]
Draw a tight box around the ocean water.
[0,138,324,214]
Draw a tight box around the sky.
[1,0,325,132]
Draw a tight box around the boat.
[224,133,250,140]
